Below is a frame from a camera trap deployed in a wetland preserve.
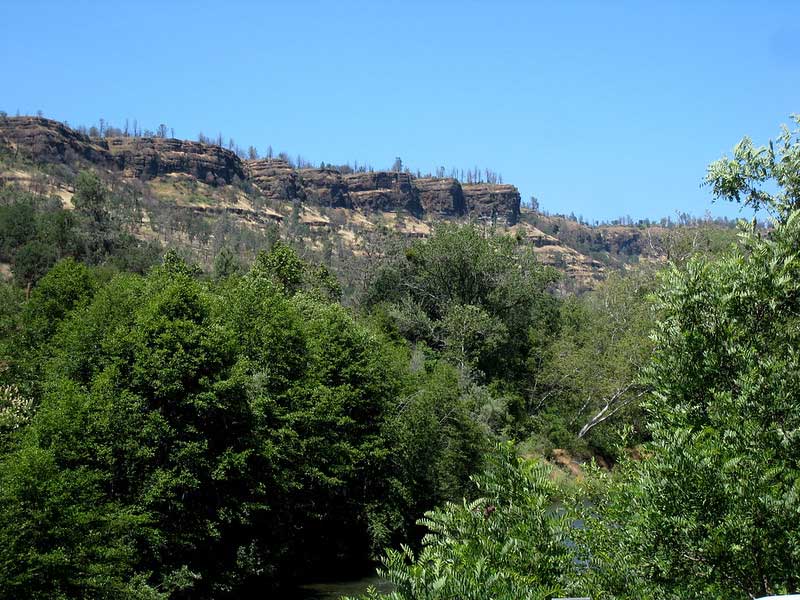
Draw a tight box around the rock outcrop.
[246,158,306,200]
[106,137,244,185]
[0,116,110,165]
[462,183,521,225]
[298,168,349,207]
[344,171,422,216]
[0,116,521,223]
[416,177,467,217]
[0,117,244,185]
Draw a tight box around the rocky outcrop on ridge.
[463,183,521,225]
[0,116,521,223]
[105,137,244,185]
[0,116,110,165]
[415,177,467,217]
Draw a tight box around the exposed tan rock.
[1,118,525,224]
[246,158,305,201]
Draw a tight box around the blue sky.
[1,1,797,221]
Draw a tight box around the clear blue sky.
[1,1,797,221]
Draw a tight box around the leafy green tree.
[212,246,241,280]
[72,170,114,261]
[0,388,162,600]
[0,200,37,261]
[251,241,342,300]
[11,239,58,290]
[365,224,558,386]
[21,258,96,347]
[0,244,484,597]
[705,114,800,219]
[72,170,110,225]
[349,445,578,600]
[527,269,656,458]
[389,361,488,530]
[580,118,800,600]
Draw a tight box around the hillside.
[0,116,735,292]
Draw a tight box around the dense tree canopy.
[0,243,488,598]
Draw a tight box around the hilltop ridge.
[0,115,738,293]
[0,116,520,224]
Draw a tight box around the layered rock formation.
[463,183,521,225]
[344,171,422,216]
[0,117,243,186]
[246,158,306,201]
[298,167,349,207]
[0,116,109,165]
[105,137,244,185]
[0,116,521,223]
[415,178,466,217]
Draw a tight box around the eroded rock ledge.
[0,116,520,224]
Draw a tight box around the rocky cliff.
[416,178,467,217]
[298,167,349,207]
[0,116,243,186]
[246,158,306,201]
[245,159,517,222]
[463,183,521,225]
[344,171,422,215]
[0,116,110,165]
[0,116,521,223]
[105,137,244,185]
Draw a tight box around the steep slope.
[3,115,712,291]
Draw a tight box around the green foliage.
[72,170,109,224]
[618,216,800,598]
[252,241,306,293]
[705,114,800,218]
[0,181,161,287]
[22,258,96,345]
[390,361,488,524]
[0,241,487,597]
[252,241,342,300]
[364,224,559,439]
[348,444,579,600]
[579,120,800,597]
[5,119,792,600]
[528,270,656,459]
[212,246,241,280]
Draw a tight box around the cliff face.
[416,178,466,217]
[0,117,243,185]
[299,168,349,208]
[344,171,422,216]
[106,137,244,185]
[463,183,521,225]
[0,116,110,165]
[0,116,521,223]
[246,158,305,200]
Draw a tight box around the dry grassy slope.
[142,173,610,286]
[2,116,741,292]
[0,159,618,289]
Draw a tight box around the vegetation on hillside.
[0,114,796,599]
[348,115,800,600]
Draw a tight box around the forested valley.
[0,115,798,600]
